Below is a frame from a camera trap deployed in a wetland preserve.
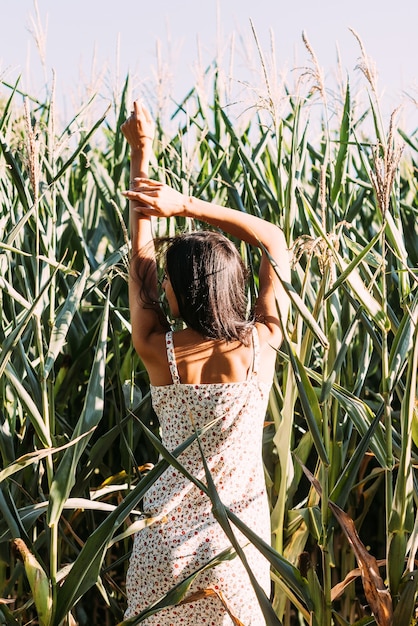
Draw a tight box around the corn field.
[0,31,417,626]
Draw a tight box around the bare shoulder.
[132,327,166,360]
[134,330,171,385]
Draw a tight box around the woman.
[121,101,290,625]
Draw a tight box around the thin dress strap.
[165,331,181,384]
[250,325,260,379]
[166,328,260,385]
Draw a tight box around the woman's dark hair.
[162,230,253,344]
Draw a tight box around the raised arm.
[122,180,291,347]
[120,102,169,359]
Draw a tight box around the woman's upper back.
[143,322,277,387]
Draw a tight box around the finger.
[129,178,149,190]
[135,188,160,199]
[142,178,161,187]
[122,190,156,201]
[133,204,155,215]
[134,99,148,119]
[132,178,162,190]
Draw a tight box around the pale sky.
[1,0,417,125]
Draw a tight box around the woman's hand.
[122,179,189,218]
[121,100,155,152]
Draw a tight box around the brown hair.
[161,230,253,344]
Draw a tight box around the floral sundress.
[125,326,272,625]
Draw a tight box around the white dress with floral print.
[125,326,271,625]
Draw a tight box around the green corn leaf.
[0,261,61,383]
[3,361,51,447]
[330,81,350,205]
[284,341,329,465]
[47,295,110,526]
[44,264,88,377]
[0,130,31,212]
[387,294,418,394]
[0,429,93,485]
[392,570,418,626]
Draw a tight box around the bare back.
[143,322,277,387]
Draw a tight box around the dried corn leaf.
[331,559,386,601]
[180,588,245,626]
[299,461,393,626]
